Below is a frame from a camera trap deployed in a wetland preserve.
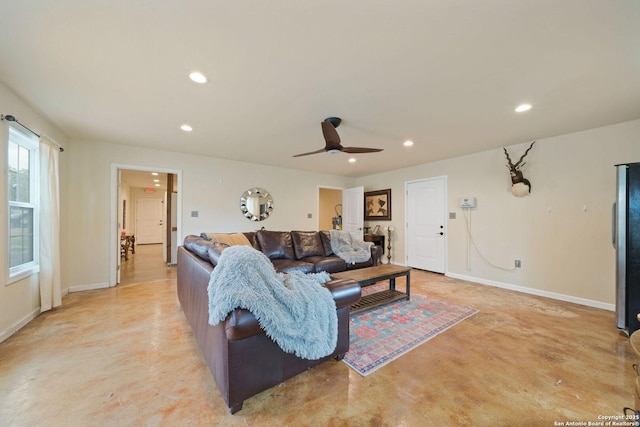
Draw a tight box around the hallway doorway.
[111,164,182,287]
[318,187,343,230]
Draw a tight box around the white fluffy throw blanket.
[330,230,373,264]
[208,245,338,360]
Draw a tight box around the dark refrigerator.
[615,162,640,336]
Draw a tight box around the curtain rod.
[1,114,64,152]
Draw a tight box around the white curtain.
[39,136,61,312]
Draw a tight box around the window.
[7,126,39,282]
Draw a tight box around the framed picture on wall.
[364,189,391,221]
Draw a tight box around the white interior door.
[342,186,364,235]
[136,196,164,244]
[406,177,446,273]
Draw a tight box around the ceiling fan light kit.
[292,117,383,158]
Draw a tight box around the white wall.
[0,82,67,341]
[64,139,355,290]
[356,119,640,308]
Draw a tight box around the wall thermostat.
[459,197,477,208]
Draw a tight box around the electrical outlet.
[515,260,521,268]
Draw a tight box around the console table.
[364,234,385,254]
[120,235,135,260]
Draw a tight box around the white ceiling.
[120,169,167,192]
[1,1,639,178]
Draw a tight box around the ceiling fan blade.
[321,121,341,149]
[294,118,380,158]
[292,148,327,157]
[342,147,384,154]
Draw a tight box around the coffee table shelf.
[350,289,408,314]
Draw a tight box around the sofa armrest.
[324,278,361,309]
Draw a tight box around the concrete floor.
[118,244,176,286]
[0,248,637,426]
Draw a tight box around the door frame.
[404,175,448,273]
[109,163,183,287]
[317,185,343,230]
[317,185,363,233]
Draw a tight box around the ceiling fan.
[292,117,383,157]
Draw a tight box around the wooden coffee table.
[332,264,411,313]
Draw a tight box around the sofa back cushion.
[256,231,295,260]
[242,232,261,250]
[201,232,252,247]
[319,231,334,256]
[291,231,325,259]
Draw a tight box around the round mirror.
[240,188,273,221]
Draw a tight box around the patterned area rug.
[343,293,478,376]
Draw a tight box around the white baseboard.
[68,282,109,293]
[0,308,40,344]
[445,272,615,312]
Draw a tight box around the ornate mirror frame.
[240,187,273,221]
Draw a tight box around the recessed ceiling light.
[153,179,160,183]
[155,184,161,187]
[348,158,356,163]
[180,124,193,132]
[189,71,207,84]
[403,140,414,147]
[515,104,532,113]
[151,172,159,176]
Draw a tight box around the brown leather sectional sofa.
[204,229,383,273]
[177,230,380,413]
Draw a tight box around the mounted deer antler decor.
[503,141,535,197]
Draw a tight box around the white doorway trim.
[109,163,183,287]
